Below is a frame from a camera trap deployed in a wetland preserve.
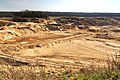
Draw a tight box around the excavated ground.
[0,19,120,70]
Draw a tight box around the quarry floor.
[0,29,120,69]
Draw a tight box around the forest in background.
[0,11,120,17]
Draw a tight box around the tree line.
[0,11,120,17]
[13,11,48,18]
[47,12,120,17]
[0,11,48,18]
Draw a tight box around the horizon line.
[0,10,120,13]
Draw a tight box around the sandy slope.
[0,30,119,69]
[0,18,120,69]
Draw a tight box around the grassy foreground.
[0,65,119,80]
[0,54,120,80]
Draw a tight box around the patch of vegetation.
[11,17,28,22]
[11,10,48,22]
[13,10,48,18]
[63,70,120,80]
[0,65,119,80]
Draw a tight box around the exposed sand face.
[0,30,119,68]
[0,18,120,69]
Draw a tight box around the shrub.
[12,17,28,22]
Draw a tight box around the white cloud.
[0,0,120,12]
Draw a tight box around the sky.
[0,0,120,13]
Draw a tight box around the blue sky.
[0,0,120,12]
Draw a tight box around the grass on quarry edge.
[0,65,119,80]
[64,70,120,80]
[0,54,119,80]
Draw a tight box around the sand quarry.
[0,17,120,69]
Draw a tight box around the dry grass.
[0,55,119,80]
